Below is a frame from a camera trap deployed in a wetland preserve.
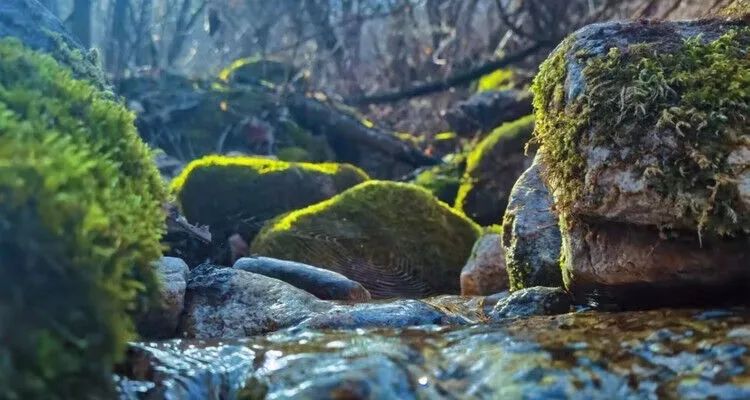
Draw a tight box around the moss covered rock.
[0,39,165,398]
[118,69,334,164]
[219,57,300,87]
[533,20,750,308]
[171,155,368,246]
[532,20,750,236]
[455,115,535,226]
[251,181,482,298]
[411,153,466,204]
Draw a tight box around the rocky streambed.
[118,308,750,400]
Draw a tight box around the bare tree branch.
[346,41,550,105]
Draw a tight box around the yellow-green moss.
[455,115,535,226]
[533,28,750,235]
[477,68,515,92]
[252,181,482,297]
[279,119,334,162]
[170,155,369,243]
[46,32,108,90]
[0,39,165,398]
[219,57,296,87]
[412,153,466,204]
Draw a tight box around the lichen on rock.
[251,181,482,298]
[532,20,750,236]
[170,155,368,246]
[0,39,165,399]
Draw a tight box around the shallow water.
[117,308,750,400]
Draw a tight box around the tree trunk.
[106,0,129,76]
[38,0,58,16]
[70,0,91,48]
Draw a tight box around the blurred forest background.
[39,0,731,137]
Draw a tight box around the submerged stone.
[489,286,571,320]
[179,264,332,338]
[295,299,473,331]
[251,181,481,298]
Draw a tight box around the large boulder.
[460,233,508,296]
[455,115,535,226]
[533,20,749,234]
[252,181,482,298]
[0,0,106,88]
[532,20,750,307]
[502,157,563,290]
[560,218,750,308]
[171,155,368,254]
[179,264,332,338]
[233,257,371,301]
[445,89,533,136]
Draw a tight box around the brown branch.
[346,41,550,105]
[494,0,537,41]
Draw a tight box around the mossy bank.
[0,39,165,398]
[252,181,482,298]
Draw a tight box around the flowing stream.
[117,308,750,400]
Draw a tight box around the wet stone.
[489,286,572,320]
[233,256,371,301]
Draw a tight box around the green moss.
[46,32,108,90]
[251,181,482,297]
[532,28,750,235]
[0,39,165,398]
[170,155,368,243]
[477,68,514,92]
[219,57,296,87]
[279,119,334,162]
[412,153,466,204]
[455,115,535,226]
[276,146,313,162]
